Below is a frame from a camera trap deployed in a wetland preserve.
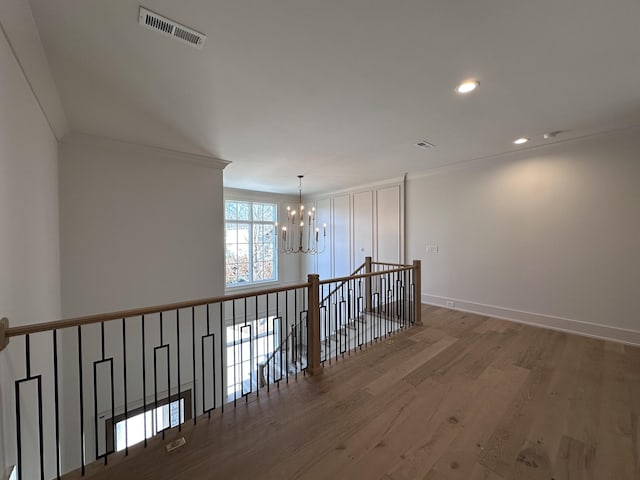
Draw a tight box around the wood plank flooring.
[66,305,640,480]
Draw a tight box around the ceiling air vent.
[139,7,206,49]
[415,140,435,149]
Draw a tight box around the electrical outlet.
[446,300,455,308]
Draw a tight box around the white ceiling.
[29,0,640,194]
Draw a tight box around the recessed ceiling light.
[513,137,529,145]
[455,80,479,94]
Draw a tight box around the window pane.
[226,223,250,285]
[252,203,262,221]
[262,204,275,222]
[237,202,250,221]
[225,201,237,220]
[224,201,277,286]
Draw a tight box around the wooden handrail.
[5,282,310,338]
[318,265,413,287]
[370,261,408,267]
[319,261,366,305]
[6,262,417,338]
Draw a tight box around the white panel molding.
[422,293,640,346]
[314,176,405,277]
[375,183,404,264]
[61,132,230,170]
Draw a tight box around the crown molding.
[407,124,640,182]
[60,132,230,170]
[308,175,405,201]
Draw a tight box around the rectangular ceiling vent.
[139,7,206,49]
[415,140,436,149]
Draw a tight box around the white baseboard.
[422,293,640,346]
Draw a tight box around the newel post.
[364,256,372,312]
[307,274,322,375]
[0,317,9,351]
[412,260,423,326]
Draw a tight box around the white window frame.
[224,199,278,288]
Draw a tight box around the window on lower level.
[225,200,277,286]
[226,317,281,399]
[106,390,192,452]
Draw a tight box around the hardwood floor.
[66,305,640,480]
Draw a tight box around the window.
[225,200,277,286]
[106,390,192,452]
[226,317,280,399]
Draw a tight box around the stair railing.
[0,260,421,480]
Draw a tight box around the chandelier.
[275,175,326,254]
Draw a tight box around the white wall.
[59,135,227,316]
[407,128,640,344]
[0,12,61,479]
[57,134,228,472]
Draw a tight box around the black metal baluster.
[276,292,282,387]
[37,369,44,480]
[244,297,248,401]
[333,291,339,362]
[387,271,392,335]
[192,306,197,425]
[346,282,351,355]
[109,351,114,462]
[53,330,61,479]
[176,309,181,431]
[201,304,216,417]
[304,287,309,374]
[141,315,147,447]
[255,295,259,396]
[232,300,237,406]
[202,305,208,418]
[122,318,128,455]
[219,302,224,413]
[340,283,346,357]
[284,290,289,383]
[266,294,270,392]
[410,268,415,325]
[293,289,298,379]
[94,322,104,463]
[15,335,46,480]
[15,340,24,479]
[78,325,85,476]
